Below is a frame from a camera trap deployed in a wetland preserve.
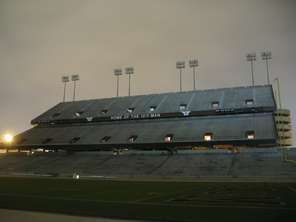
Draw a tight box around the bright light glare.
[3,133,13,144]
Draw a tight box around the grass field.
[0,177,296,221]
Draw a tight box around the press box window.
[179,104,187,111]
[212,102,219,109]
[42,138,53,144]
[70,137,80,144]
[204,133,213,141]
[164,134,173,142]
[101,136,111,143]
[246,131,255,140]
[101,109,108,114]
[127,107,135,113]
[149,106,156,112]
[245,99,254,106]
[128,135,138,143]
[52,113,61,118]
[75,111,84,117]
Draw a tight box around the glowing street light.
[2,133,13,144]
[114,69,122,97]
[71,74,79,102]
[61,76,69,102]
[189,59,199,90]
[125,67,134,96]
[246,53,256,86]
[261,51,272,85]
[176,61,185,92]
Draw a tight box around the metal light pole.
[114,69,122,97]
[71,74,79,102]
[61,76,69,102]
[261,51,272,85]
[125,67,134,96]
[189,59,199,90]
[176,61,185,92]
[274,77,282,109]
[246,53,256,86]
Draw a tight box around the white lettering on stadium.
[110,113,161,120]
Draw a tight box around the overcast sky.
[0,0,295,143]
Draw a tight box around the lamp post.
[246,53,256,86]
[189,59,199,90]
[273,77,282,109]
[261,51,272,85]
[61,76,69,102]
[114,69,122,97]
[125,67,134,96]
[176,61,185,92]
[71,74,79,102]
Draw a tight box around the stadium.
[0,84,296,221]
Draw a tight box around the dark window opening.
[75,111,84,117]
[245,99,254,105]
[179,104,187,111]
[204,133,213,141]
[101,109,108,114]
[149,106,156,112]
[69,137,80,144]
[212,101,219,108]
[52,113,61,118]
[17,138,27,145]
[246,131,255,140]
[42,138,53,144]
[127,107,135,113]
[101,136,111,143]
[128,135,138,142]
[164,134,173,142]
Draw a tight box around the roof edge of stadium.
[60,84,272,104]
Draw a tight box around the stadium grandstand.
[1,84,291,152]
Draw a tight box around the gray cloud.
[0,0,295,143]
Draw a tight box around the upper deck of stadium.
[32,85,275,124]
[1,85,280,150]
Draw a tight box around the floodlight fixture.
[61,75,69,102]
[189,59,199,90]
[125,67,134,96]
[62,76,69,83]
[261,51,272,84]
[71,74,79,81]
[176,61,185,92]
[246,53,256,86]
[71,74,80,101]
[114,69,122,97]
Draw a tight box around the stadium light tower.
[246,53,256,86]
[176,61,185,92]
[125,67,134,96]
[261,51,272,85]
[61,76,69,102]
[71,74,79,102]
[114,69,122,97]
[189,59,199,90]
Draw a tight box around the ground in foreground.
[0,177,296,221]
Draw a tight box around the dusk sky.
[0,0,295,143]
